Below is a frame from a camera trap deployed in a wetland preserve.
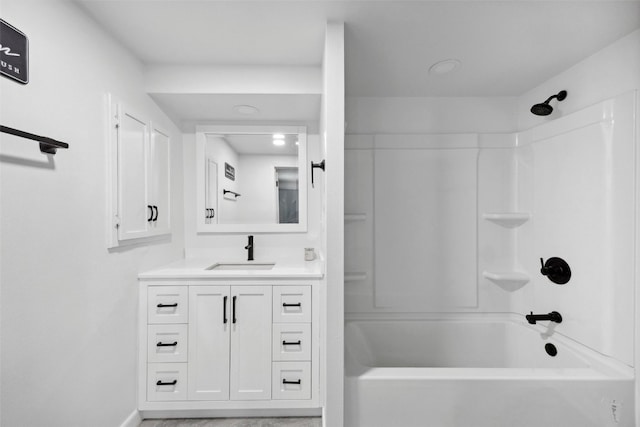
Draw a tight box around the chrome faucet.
[244,235,254,261]
[526,311,562,325]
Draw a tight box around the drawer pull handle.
[283,379,301,385]
[157,303,178,308]
[283,302,301,307]
[223,295,228,324]
[156,380,177,386]
[156,341,178,347]
[282,340,302,346]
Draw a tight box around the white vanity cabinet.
[138,279,321,415]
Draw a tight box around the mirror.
[196,125,307,233]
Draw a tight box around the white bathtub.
[345,319,634,427]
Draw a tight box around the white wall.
[321,22,345,427]
[0,2,184,426]
[146,65,321,95]
[346,96,518,134]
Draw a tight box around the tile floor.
[139,417,322,427]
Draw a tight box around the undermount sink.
[206,262,276,271]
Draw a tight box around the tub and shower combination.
[343,92,637,427]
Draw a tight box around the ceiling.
[76,0,640,123]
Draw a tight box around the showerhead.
[530,90,567,116]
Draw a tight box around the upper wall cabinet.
[107,95,171,247]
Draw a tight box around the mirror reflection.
[204,133,300,225]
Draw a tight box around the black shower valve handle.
[540,257,562,276]
[539,257,572,285]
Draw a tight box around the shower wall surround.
[345,134,516,314]
[345,91,636,368]
[515,91,636,366]
[373,140,477,310]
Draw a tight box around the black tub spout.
[526,311,562,325]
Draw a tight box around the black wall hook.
[311,159,325,188]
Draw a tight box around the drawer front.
[272,361,311,400]
[273,286,311,323]
[147,324,188,363]
[272,323,311,361]
[147,363,187,401]
[148,286,188,324]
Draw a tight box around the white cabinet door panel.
[188,286,230,401]
[149,124,170,235]
[230,286,272,400]
[117,104,149,241]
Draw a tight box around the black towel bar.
[1,125,69,155]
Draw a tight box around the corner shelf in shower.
[482,212,531,228]
[482,271,530,287]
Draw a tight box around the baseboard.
[140,408,322,419]
[120,409,142,427]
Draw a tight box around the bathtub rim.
[345,314,633,380]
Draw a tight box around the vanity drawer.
[272,361,311,400]
[272,323,311,361]
[147,363,187,401]
[272,286,311,323]
[147,324,188,363]
[148,286,188,324]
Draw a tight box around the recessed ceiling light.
[233,104,259,115]
[428,59,461,76]
[273,139,285,146]
[273,133,285,139]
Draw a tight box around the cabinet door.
[117,104,150,241]
[188,286,230,401]
[149,124,170,235]
[230,286,272,400]
[205,158,218,224]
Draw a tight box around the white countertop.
[139,258,324,280]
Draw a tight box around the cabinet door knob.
[282,379,301,385]
[152,205,158,222]
[282,340,302,346]
[147,205,153,221]
[156,341,178,347]
[283,302,302,308]
[156,380,177,386]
